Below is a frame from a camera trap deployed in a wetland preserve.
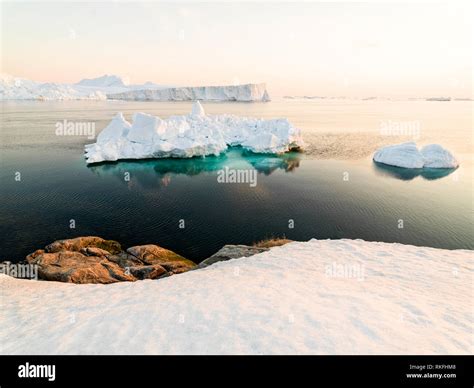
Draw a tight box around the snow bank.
[84,101,303,163]
[373,142,458,168]
[107,83,270,102]
[0,239,471,355]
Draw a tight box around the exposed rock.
[198,239,293,269]
[21,236,196,284]
[9,236,292,284]
[26,249,134,284]
[26,249,45,262]
[198,245,270,268]
[126,244,196,274]
[129,265,167,280]
[107,252,142,268]
[45,236,122,255]
[80,247,111,257]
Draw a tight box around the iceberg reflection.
[87,148,301,188]
[372,161,457,181]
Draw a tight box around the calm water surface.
[1,100,472,262]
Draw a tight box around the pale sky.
[1,1,472,97]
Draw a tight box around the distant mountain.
[76,74,126,88]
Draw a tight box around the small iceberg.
[85,101,304,164]
[426,97,451,102]
[373,142,459,169]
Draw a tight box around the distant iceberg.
[0,73,270,102]
[107,83,271,102]
[84,101,303,164]
[0,73,108,101]
[0,74,177,100]
[426,97,451,101]
[373,142,458,169]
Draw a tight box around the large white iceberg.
[373,142,458,169]
[107,83,270,102]
[85,101,303,164]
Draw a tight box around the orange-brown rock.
[23,236,196,284]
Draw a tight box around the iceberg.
[84,101,303,164]
[107,83,271,102]
[420,144,459,168]
[0,73,107,101]
[373,142,458,169]
[0,73,172,100]
[1,73,269,102]
[426,97,451,101]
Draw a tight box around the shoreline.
[2,236,472,285]
[1,238,471,355]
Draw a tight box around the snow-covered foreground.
[1,239,472,355]
[85,102,303,163]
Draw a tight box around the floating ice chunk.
[96,113,131,144]
[373,142,424,169]
[420,144,459,168]
[126,113,164,144]
[85,103,303,163]
[373,142,458,169]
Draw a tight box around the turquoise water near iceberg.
[1,100,472,262]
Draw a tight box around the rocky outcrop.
[124,244,196,274]
[24,236,196,284]
[6,237,293,284]
[198,245,270,268]
[198,239,293,269]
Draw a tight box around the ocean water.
[1,99,472,263]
